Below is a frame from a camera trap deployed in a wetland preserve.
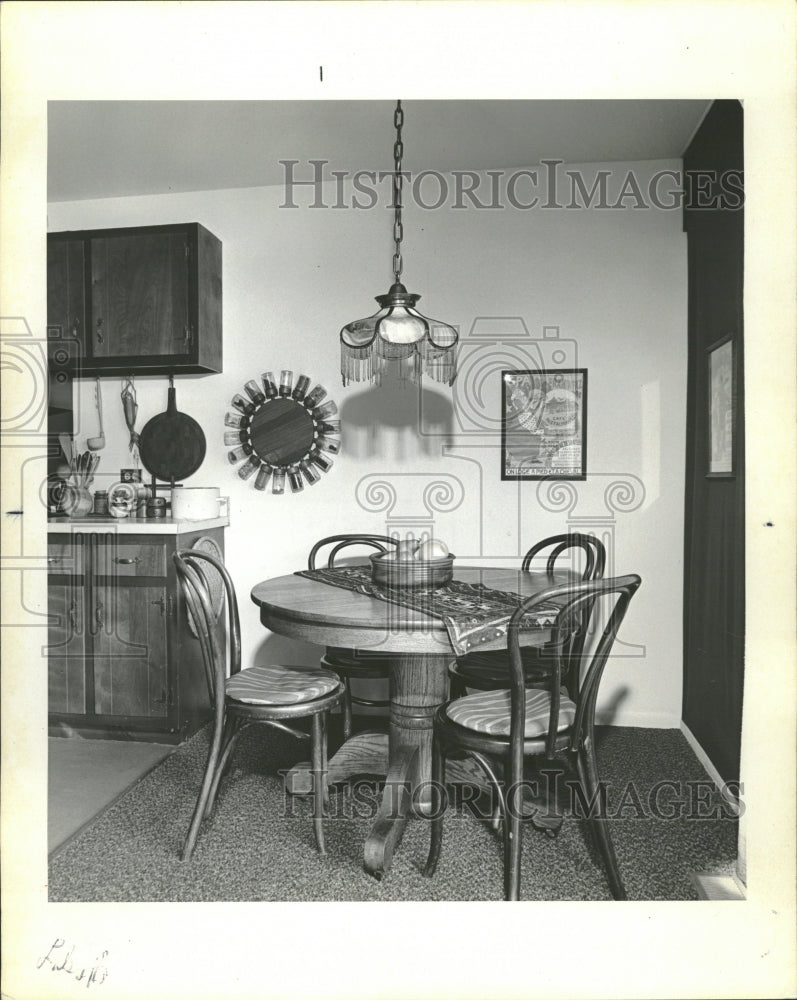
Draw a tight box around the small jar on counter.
[92,490,109,516]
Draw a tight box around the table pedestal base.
[285,738,563,880]
[284,731,418,879]
[284,731,389,795]
[286,651,451,878]
[283,652,562,878]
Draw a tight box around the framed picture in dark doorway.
[707,334,735,477]
[501,369,587,480]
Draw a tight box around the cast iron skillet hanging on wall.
[139,376,207,486]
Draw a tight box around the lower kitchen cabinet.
[47,524,225,743]
[48,579,89,715]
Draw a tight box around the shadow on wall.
[597,686,630,723]
[340,375,454,460]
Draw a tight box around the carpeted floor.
[48,724,738,902]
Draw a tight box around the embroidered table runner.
[296,566,561,656]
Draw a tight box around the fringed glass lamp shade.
[340,281,459,386]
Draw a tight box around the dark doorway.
[682,100,745,783]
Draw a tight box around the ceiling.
[48,99,711,203]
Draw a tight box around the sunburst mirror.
[224,371,340,494]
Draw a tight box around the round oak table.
[251,565,570,879]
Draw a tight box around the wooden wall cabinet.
[47,222,222,377]
[48,526,224,742]
[47,237,86,348]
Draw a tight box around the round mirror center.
[248,398,315,466]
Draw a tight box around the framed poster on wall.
[706,334,735,477]
[501,369,587,480]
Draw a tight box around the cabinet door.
[92,582,170,718]
[47,238,86,350]
[90,232,190,360]
[47,580,88,715]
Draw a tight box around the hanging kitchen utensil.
[121,377,140,464]
[87,378,106,451]
[56,432,73,480]
[138,376,206,487]
[58,432,73,467]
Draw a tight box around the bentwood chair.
[448,533,607,698]
[174,549,344,861]
[308,534,400,740]
[424,575,641,901]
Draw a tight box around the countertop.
[47,515,230,535]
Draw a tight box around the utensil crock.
[61,485,93,519]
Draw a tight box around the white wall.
[49,158,687,727]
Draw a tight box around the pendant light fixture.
[340,100,459,387]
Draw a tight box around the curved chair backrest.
[507,575,641,760]
[521,532,606,581]
[174,549,241,709]
[308,533,399,570]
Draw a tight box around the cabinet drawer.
[47,539,83,575]
[107,541,167,577]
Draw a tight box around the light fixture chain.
[341,99,458,389]
[393,100,404,283]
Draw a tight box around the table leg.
[363,745,418,879]
[362,652,452,878]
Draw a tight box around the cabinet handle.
[183,326,192,347]
[151,595,173,617]
[96,317,104,344]
[114,557,140,565]
[69,599,80,633]
[71,316,80,337]
[48,556,62,564]
[95,599,104,629]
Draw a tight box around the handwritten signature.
[37,938,108,988]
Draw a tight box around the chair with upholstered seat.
[174,548,344,861]
[308,534,400,740]
[448,532,606,698]
[424,574,641,901]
